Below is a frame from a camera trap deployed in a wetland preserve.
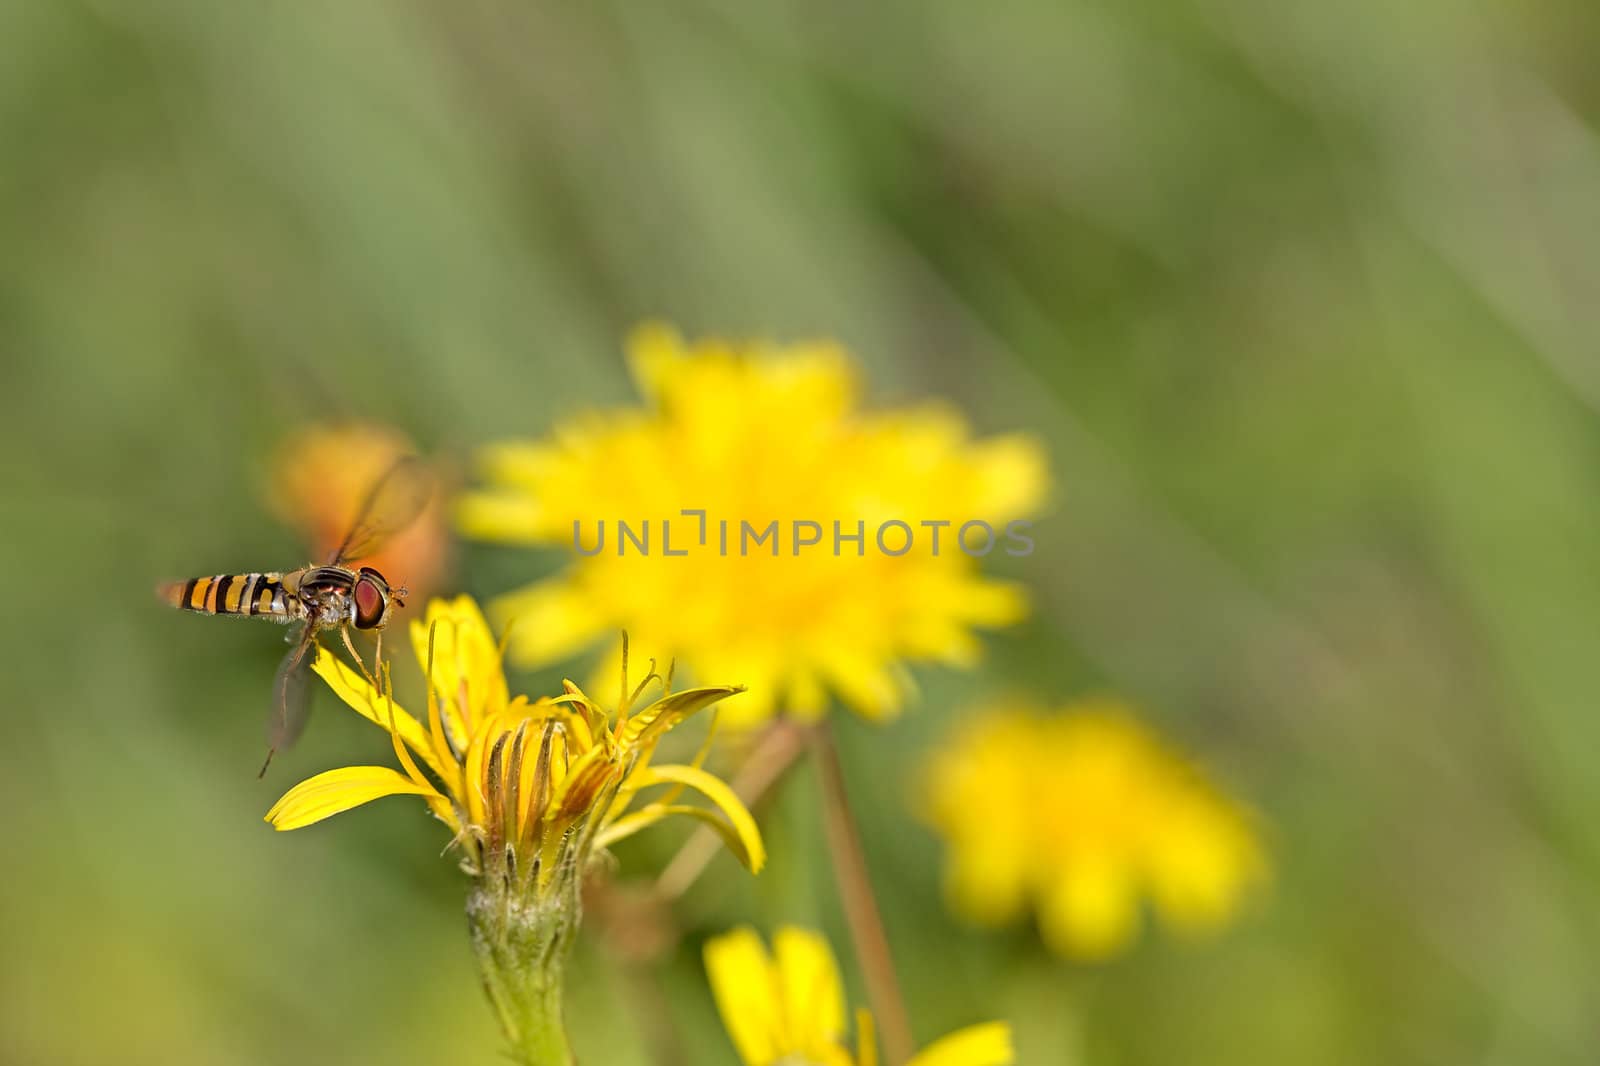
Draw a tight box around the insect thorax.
[287,566,359,629]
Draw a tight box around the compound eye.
[353,576,386,629]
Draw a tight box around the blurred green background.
[6,1,1600,1063]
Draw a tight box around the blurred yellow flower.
[269,422,450,603]
[704,925,1013,1066]
[458,324,1047,727]
[920,701,1267,961]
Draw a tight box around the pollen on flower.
[456,323,1049,728]
[918,700,1268,962]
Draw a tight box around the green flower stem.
[468,877,580,1065]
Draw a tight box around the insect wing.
[328,455,432,566]
[262,629,316,774]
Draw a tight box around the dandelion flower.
[704,925,1013,1066]
[265,595,763,1064]
[458,324,1047,727]
[919,700,1267,961]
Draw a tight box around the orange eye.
[353,577,387,629]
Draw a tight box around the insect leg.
[339,625,376,689]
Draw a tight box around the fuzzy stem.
[811,722,915,1066]
[468,874,581,1065]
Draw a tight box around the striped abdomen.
[160,572,297,621]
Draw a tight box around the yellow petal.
[590,803,688,851]
[592,802,755,867]
[774,926,846,1050]
[967,432,1049,518]
[454,490,545,545]
[942,833,1030,927]
[904,1022,1015,1066]
[856,1008,878,1066]
[415,623,466,801]
[548,743,611,822]
[475,440,558,491]
[408,595,508,728]
[626,320,689,404]
[310,649,452,784]
[654,708,720,808]
[704,927,781,1066]
[622,685,745,747]
[490,579,610,669]
[1147,801,1266,934]
[1039,859,1141,961]
[783,669,829,722]
[954,578,1029,629]
[378,664,444,805]
[816,649,904,722]
[629,763,765,873]
[715,675,778,730]
[264,765,441,831]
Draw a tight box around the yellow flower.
[704,926,1013,1066]
[458,324,1047,727]
[265,596,765,1063]
[265,595,764,883]
[919,700,1267,961]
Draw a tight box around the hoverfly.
[159,455,432,774]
